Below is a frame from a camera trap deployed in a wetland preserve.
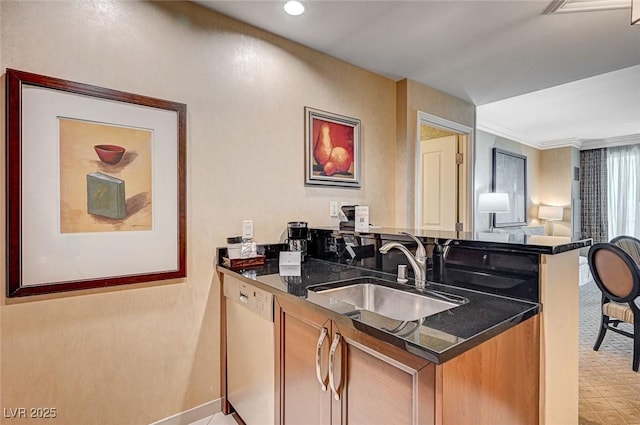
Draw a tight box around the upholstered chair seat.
[602,301,635,326]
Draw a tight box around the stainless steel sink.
[308,279,466,322]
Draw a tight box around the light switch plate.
[330,201,339,217]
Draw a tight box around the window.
[607,144,640,239]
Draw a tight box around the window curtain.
[607,144,640,239]
[580,148,608,243]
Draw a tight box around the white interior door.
[419,135,458,231]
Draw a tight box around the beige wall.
[539,147,573,205]
[395,79,475,228]
[539,147,574,236]
[0,1,396,424]
[420,124,456,141]
[396,79,409,228]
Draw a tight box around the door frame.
[415,111,474,232]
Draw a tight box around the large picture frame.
[6,69,187,297]
[492,148,527,228]
[305,107,361,188]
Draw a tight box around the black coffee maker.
[287,221,309,260]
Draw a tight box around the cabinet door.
[438,316,539,425]
[332,323,436,425]
[276,297,333,425]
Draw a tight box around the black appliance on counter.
[338,205,357,230]
[286,221,310,260]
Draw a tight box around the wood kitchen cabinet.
[275,295,436,425]
[275,295,539,425]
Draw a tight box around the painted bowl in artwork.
[94,144,125,165]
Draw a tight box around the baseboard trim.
[149,399,222,425]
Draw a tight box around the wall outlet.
[330,201,339,217]
[242,220,253,239]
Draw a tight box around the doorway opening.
[415,111,474,232]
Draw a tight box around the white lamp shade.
[538,205,563,221]
[477,193,510,213]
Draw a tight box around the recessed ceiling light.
[284,0,305,16]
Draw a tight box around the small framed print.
[305,107,361,188]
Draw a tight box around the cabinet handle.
[315,327,328,391]
[329,333,341,401]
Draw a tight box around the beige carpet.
[579,281,640,425]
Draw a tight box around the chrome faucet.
[379,232,427,289]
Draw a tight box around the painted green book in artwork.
[86,172,126,219]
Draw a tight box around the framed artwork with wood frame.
[492,148,528,228]
[305,107,361,188]
[6,68,187,297]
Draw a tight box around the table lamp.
[538,205,563,236]
[477,193,510,232]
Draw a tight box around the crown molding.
[476,118,582,149]
[476,117,543,149]
[537,137,584,149]
[477,118,640,151]
[579,133,640,150]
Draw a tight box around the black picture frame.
[492,148,527,228]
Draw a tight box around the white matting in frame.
[20,85,178,286]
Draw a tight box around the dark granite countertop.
[217,257,540,364]
[314,226,591,255]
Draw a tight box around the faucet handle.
[399,232,427,259]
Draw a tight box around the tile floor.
[579,281,640,425]
[192,281,639,425]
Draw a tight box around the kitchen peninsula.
[217,228,590,425]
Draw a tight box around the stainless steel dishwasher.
[224,276,275,425]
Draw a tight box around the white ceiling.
[477,64,640,149]
[197,0,640,148]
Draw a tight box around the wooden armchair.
[588,242,640,372]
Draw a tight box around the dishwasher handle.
[315,327,328,392]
